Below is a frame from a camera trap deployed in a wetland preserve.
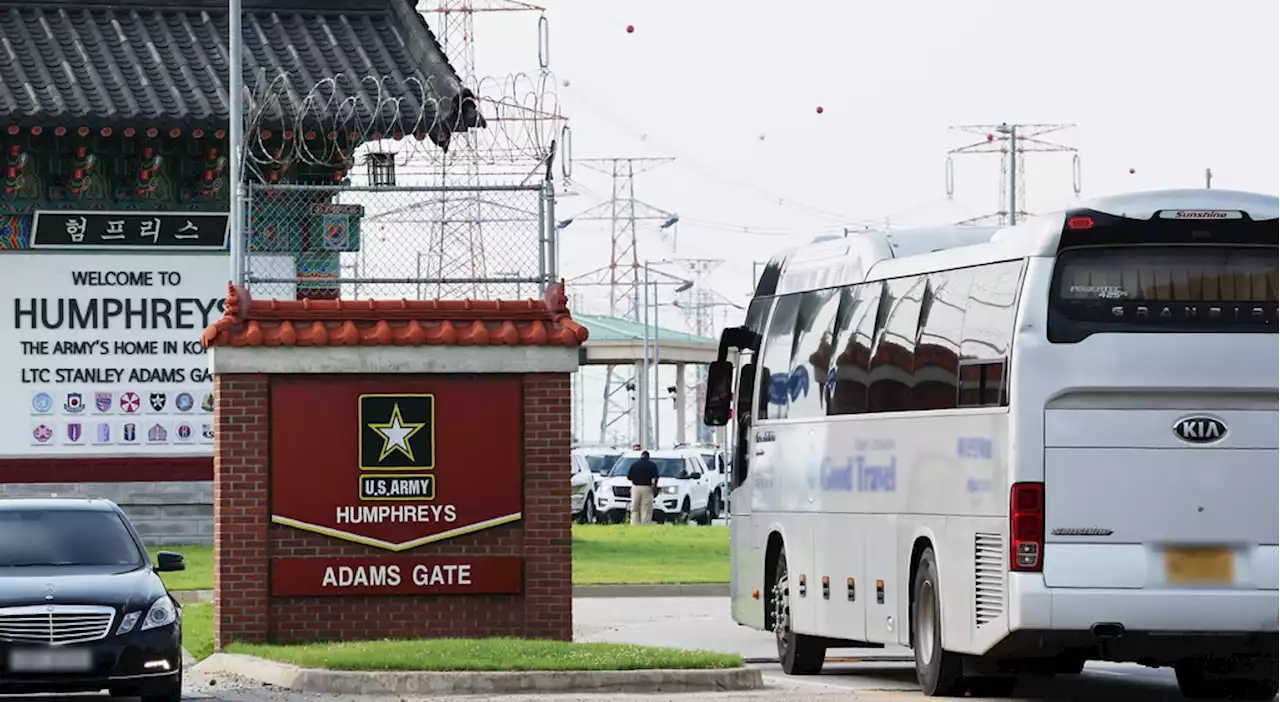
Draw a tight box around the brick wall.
[521,373,573,639]
[212,374,271,647]
[212,372,573,649]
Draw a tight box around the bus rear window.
[1048,246,1278,342]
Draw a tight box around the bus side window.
[868,276,924,413]
[788,289,841,419]
[830,281,882,415]
[917,268,973,410]
[757,294,801,420]
[958,260,1023,407]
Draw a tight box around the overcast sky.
[454,0,1278,443]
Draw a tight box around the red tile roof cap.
[200,280,589,348]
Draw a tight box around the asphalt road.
[11,596,1264,701]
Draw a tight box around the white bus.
[702,189,1278,699]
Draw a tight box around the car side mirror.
[155,551,185,573]
[692,472,702,480]
[679,470,690,480]
[703,360,735,427]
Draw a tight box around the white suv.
[595,450,714,524]
[676,444,728,521]
[570,453,601,524]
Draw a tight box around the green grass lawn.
[148,545,213,591]
[229,638,741,671]
[180,600,740,670]
[156,523,729,592]
[571,524,729,585]
[181,603,215,661]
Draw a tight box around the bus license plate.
[1165,547,1234,585]
[8,647,92,672]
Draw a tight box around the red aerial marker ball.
[1129,168,1136,174]
[815,106,824,114]
[626,24,634,33]
[986,133,994,142]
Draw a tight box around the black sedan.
[0,497,185,701]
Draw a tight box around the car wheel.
[578,495,596,524]
[912,546,966,696]
[677,499,691,524]
[771,547,824,675]
[707,491,720,520]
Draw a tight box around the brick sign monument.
[200,283,586,645]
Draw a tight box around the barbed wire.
[242,69,566,177]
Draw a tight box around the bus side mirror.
[703,360,734,426]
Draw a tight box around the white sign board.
[0,253,228,458]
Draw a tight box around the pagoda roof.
[0,0,480,137]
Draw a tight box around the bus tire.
[912,547,965,696]
[771,547,825,675]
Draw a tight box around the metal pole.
[415,253,423,300]
[1205,168,1213,189]
[546,181,559,283]
[653,280,661,449]
[1007,124,1018,226]
[640,263,651,450]
[537,182,547,295]
[228,0,244,285]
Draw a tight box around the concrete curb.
[172,589,213,605]
[573,583,729,598]
[194,653,763,696]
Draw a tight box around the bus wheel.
[912,546,965,696]
[771,548,825,675]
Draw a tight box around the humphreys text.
[14,269,223,385]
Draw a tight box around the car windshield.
[610,457,688,479]
[584,454,621,475]
[0,509,143,567]
[700,453,716,470]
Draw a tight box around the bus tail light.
[1010,482,1044,572]
[1066,216,1094,230]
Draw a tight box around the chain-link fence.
[241,182,557,301]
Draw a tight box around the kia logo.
[1173,416,1227,444]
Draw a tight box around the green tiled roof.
[575,314,717,346]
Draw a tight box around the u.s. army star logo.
[368,403,423,462]
[358,394,435,470]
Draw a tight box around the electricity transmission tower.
[945,123,1081,226]
[567,157,678,444]
[669,257,741,444]
[424,0,548,299]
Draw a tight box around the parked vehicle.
[596,450,715,524]
[0,497,186,701]
[573,445,623,481]
[675,443,729,520]
[570,453,601,524]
